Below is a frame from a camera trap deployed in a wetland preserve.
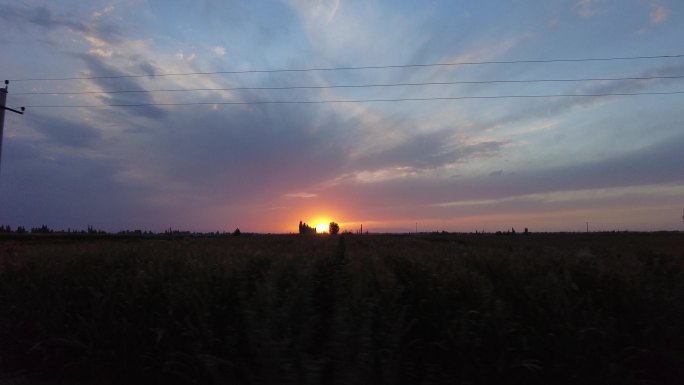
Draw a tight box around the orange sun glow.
[315,222,329,233]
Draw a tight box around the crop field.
[1,232,683,385]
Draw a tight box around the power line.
[23,90,684,108]
[8,53,684,82]
[12,74,684,96]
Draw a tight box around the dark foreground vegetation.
[1,232,683,385]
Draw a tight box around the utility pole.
[1,80,25,173]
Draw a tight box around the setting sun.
[309,216,333,233]
[315,223,329,233]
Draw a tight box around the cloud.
[175,50,197,62]
[211,46,226,56]
[348,130,506,174]
[77,54,167,119]
[329,131,684,210]
[134,61,158,77]
[284,192,318,199]
[26,113,102,149]
[93,4,114,19]
[0,3,123,46]
[89,48,113,58]
[574,0,606,18]
[433,183,684,209]
[0,4,87,33]
[325,0,341,23]
[117,100,353,211]
[287,0,341,24]
[650,4,669,24]
[486,60,684,127]
[0,136,150,230]
[636,0,669,32]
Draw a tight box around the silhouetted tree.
[31,225,52,234]
[329,222,340,235]
[298,220,316,235]
[233,228,241,236]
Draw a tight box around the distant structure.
[682,208,684,225]
[0,81,25,174]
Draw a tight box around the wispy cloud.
[0,3,123,46]
[650,4,669,24]
[432,183,684,208]
[287,0,341,24]
[348,131,506,175]
[486,60,684,128]
[284,192,318,199]
[328,132,684,209]
[78,54,167,119]
[574,0,606,18]
[211,46,226,56]
[92,4,114,19]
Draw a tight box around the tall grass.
[1,233,683,384]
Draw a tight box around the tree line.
[298,221,339,235]
[0,225,243,236]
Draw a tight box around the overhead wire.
[23,91,684,108]
[11,74,684,96]
[8,53,683,108]
[7,53,684,82]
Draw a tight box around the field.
[1,232,683,385]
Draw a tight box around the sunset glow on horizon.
[1,1,683,233]
[315,223,329,234]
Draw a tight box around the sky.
[0,0,683,233]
